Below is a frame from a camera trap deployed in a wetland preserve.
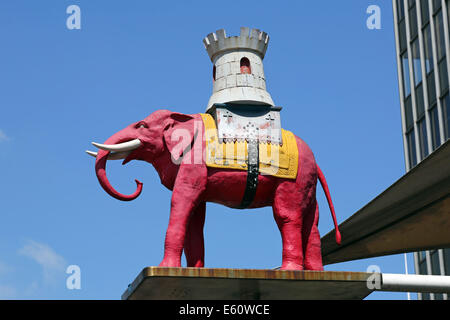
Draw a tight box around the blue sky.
[0,1,415,299]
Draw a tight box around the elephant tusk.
[92,139,142,152]
[86,150,131,160]
[86,150,98,158]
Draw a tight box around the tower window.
[213,65,216,82]
[240,57,251,74]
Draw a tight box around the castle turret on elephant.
[86,109,341,270]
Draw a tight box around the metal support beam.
[380,273,450,293]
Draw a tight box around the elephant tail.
[317,164,341,245]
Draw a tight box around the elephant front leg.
[183,202,206,267]
[159,188,203,268]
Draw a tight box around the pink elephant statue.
[87,110,341,270]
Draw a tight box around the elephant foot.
[280,262,304,271]
[187,259,204,268]
[158,257,181,268]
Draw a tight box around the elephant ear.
[163,113,197,164]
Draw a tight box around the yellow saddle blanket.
[200,113,298,179]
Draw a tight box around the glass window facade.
[439,59,449,91]
[418,252,430,299]
[394,0,450,300]
[431,250,441,275]
[421,0,430,25]
[416,83,425,116]
[400,20,407,52]
[412,38,422,85]
[430,105,441,150]
[443,93,450,139]
[434,7,448,96]
[410,4,419,38]
[406,129,417,167]
[423,25,434,73]
[422,292,431,300]
[398,0,405,21]
[433,0,442,12]
[418,117,429,158]
[431,250,444,300]
[445,248,450,275]
[402,52,411,97]
[405,96,414,128]
[427,71,437,104]
[448,0,450,25]
[435,10,446,61]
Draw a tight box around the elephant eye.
[136,122,148,129]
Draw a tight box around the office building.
[392,0,450,300]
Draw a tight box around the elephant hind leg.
[183,202,206,267]
[272,193,304,270]
[302,201,324,270]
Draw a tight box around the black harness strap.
[238,139,259,209]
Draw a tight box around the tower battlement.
[203,27,269,62]
[204,27,274,111]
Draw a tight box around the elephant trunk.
[94,134,143,201]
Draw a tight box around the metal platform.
[122,267,374,300]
